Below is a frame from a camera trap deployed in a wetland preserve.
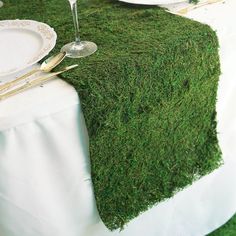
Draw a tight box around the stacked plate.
[117,0,223,18]
[118,0,187,5]
[0,20,57,78]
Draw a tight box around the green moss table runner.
[1,0,222,230]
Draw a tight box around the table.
[1,1,236,235]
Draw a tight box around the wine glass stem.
[70,1,81,44]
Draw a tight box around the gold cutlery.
[0,64,78,101]
[177,0,224,15]
[0,52,66,93]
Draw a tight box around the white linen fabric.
[0,1,236,235]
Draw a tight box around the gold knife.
[0,64,78,101]
[177,0,224,15]
[0,52,66,93]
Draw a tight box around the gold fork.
[0,52,66,93]
[0,64,78,101]
[177,0,224,15]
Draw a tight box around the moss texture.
[0,0,221,230]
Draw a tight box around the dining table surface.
[1,1,236,236]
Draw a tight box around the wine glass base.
[61,41,97,58]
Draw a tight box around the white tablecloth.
[1,1,236,235]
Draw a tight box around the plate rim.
[118,0,187,5]
[0,19,57,77]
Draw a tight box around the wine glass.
[61,0,97,58]
[0,1,3,8]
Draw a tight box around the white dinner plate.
[119,0,186,5]
[0,20,57,77]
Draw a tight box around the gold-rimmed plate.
[118,0,186,5]
[0,20,57,77]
